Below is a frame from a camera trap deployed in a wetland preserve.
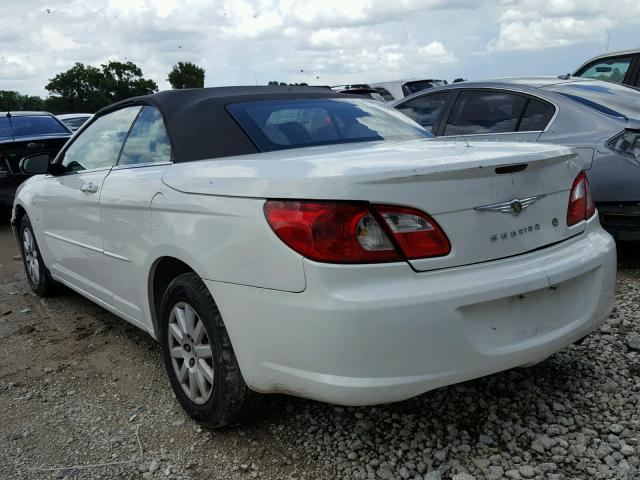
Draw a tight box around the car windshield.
[226,98,432,152]
[545,81,640,119]
[0,115,69,139]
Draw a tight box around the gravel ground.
[1,222,639,480]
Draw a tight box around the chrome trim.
[104,250,131,262]
[46,166,112,178]
[439,130,543,139]
[474,195,546,216]
[44,230,132,262]
[43,230,102,253]
[112,161,172,171]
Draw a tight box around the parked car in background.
[331,84,385,101]
[12,86,615,426]
[394,77,640,240]
[0,111,71,221]
[573,49,640,88]
[370,79,446,103]
[56,113,93,131]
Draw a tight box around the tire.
[19,215,56,297]
[159,272,259,428]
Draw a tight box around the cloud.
[1,0,638,98]
[487,0,640,52]
[487,17,614,51]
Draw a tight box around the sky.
[1,0,639,97]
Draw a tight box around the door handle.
[80,183,99,194]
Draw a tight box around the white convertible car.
[12,87,616,427]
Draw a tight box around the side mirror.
[20,153,52,175]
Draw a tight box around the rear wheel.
[160,272,259,427]
[20,216,56,296]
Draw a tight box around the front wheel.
[20,216,56,296]
[160,272,259,427]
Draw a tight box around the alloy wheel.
[22,228,40,286]
[167,302,214,404]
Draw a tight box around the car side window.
[576,56,632,84]
[443,91,527,136]
[60,107,141,172]
[118,106,172,166]
[518,99,555,131]
[396,92,451,132]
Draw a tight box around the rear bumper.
[207,217,616,405]
[598,203,640,241]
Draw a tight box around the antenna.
[606,32,611,52]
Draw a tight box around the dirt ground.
[1,221,639,480]
[0,222,329,480]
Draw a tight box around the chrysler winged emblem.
[474,195,545,216]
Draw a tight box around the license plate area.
[459,270,595,350]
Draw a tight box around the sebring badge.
[474,195,546,216]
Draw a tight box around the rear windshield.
[403,80,444,96]
[0,115,70,139]
[61,116,90,130]
[545,81,640,119]
[226,98,432,152]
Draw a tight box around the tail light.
[264,200,450,264]
[567,171,596,226]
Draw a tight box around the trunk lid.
[0,136,69,176]
[163,139,583,270]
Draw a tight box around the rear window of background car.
[0,115,69,139]
[396,92,451,132]
[373,87,395,102]
[226,98,433,152]
[442,91,554,136]
[444,91,527,136]
[518,99,555,131]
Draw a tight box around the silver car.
[394,77,640,240]
[370,79,446,103]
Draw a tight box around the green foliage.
[45,61,158,114]
[0,90,46,111]
[167,62,205,89]
[452,78,466,83]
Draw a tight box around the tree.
[0,91,45,111]
[45,61,158,113]
[167,62,205,89]
[452,78,466,83]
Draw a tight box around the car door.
[436,89,554,143]
[394,92,453,133]
[35,106,141,303]
[100,105,173,327]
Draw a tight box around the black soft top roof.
[98,86,348,162]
